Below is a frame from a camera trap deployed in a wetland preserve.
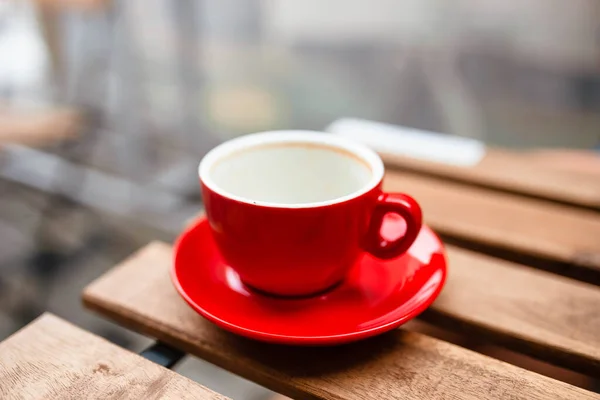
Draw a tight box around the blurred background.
[0,0,599,398]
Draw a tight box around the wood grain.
[384,171,600,284]
[0,314,227,400]
[82,243,600,400]
[431,247,600,376]
[381,148,600,210]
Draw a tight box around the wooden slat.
[0,313,226,400]
[82,243,600,400]
[431,247,600,376]
[381,148,600,210]
[384,171,600,284]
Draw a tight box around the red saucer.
[171,216,447,345]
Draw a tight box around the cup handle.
[364,193,423,259]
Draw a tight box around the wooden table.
[6,149,600,399]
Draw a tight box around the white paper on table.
[325,118,486,167]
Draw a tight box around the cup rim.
[198,130,384,209]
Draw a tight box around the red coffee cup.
[199,131,422,296]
